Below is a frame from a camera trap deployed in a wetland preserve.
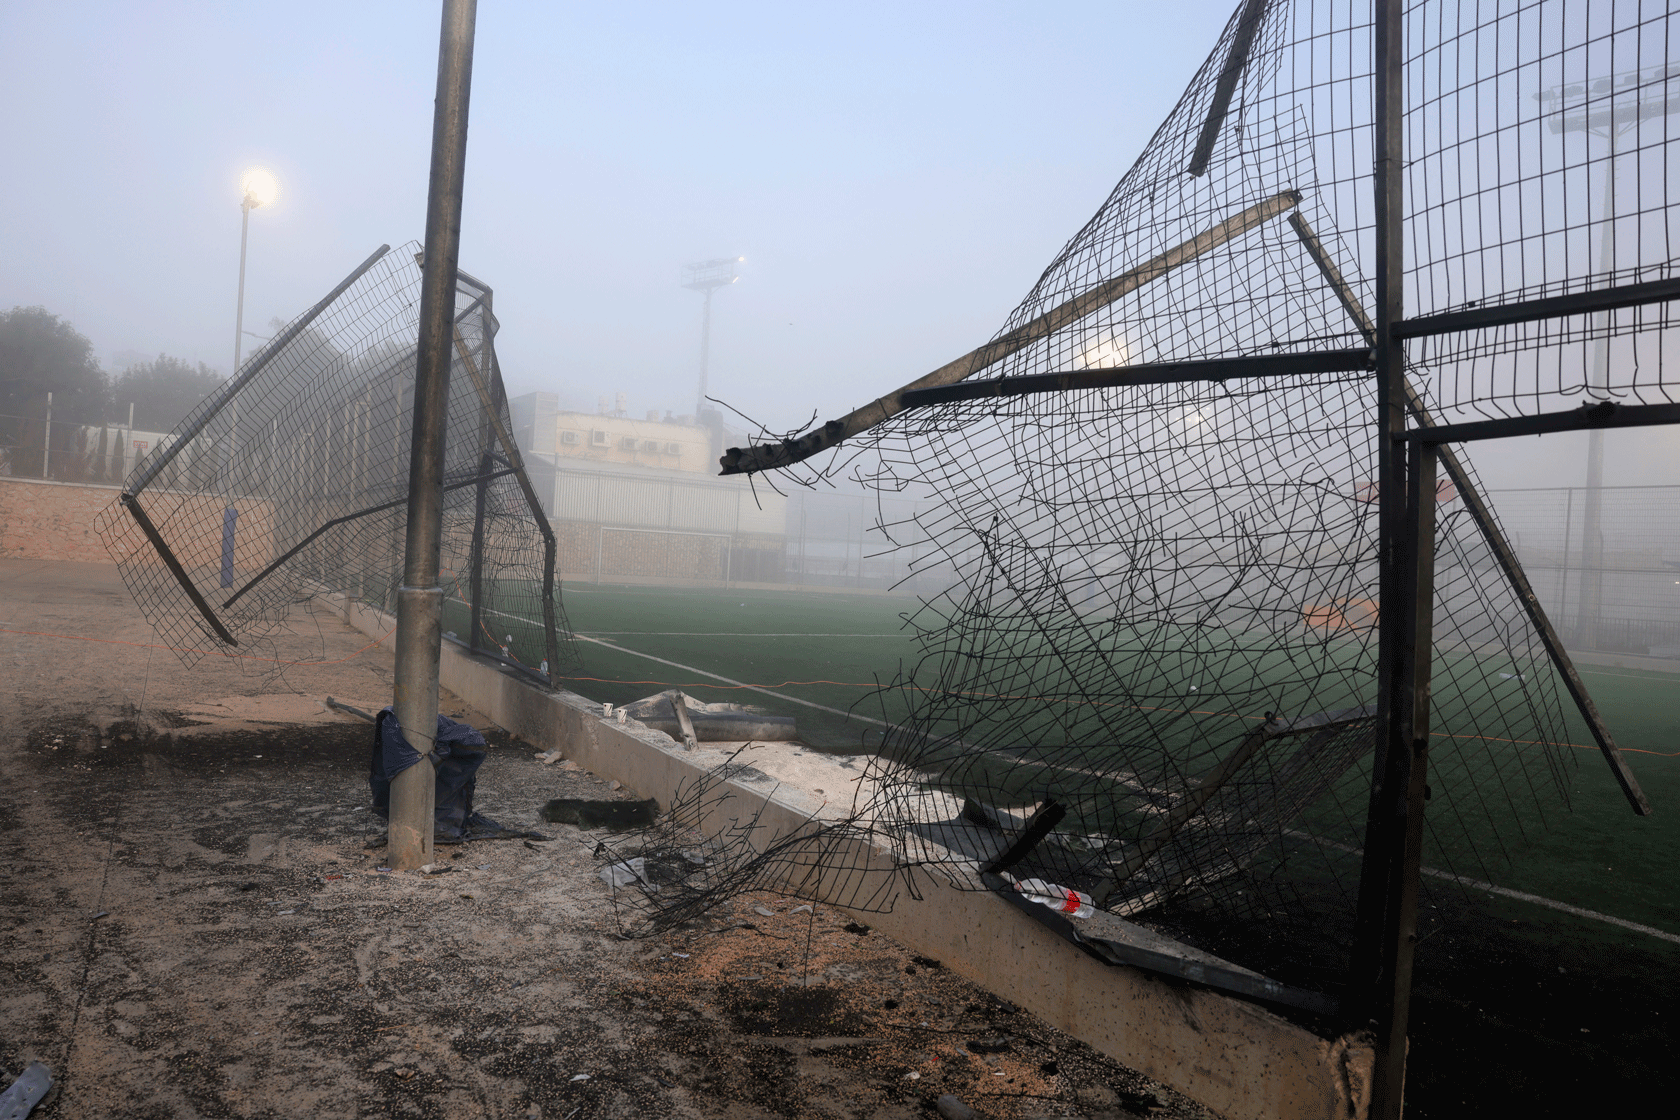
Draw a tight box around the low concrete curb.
[331,594,1374,1120]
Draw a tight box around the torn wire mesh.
[702,0,1675,996]
[96,243,573,678]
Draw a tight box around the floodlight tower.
[682,257,743,419]
[1538,67,1680,649]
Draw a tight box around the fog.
[4,0,1678,491]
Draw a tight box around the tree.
[0,306,109,477]
[0,306,108,422]
[111,355,226,432]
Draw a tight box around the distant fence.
[1492,485,1680,656]
[0,413,172,486]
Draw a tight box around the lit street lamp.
[233,167,281,374]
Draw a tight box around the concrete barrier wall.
[331,593,1374,1120]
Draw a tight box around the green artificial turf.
[490,580,1679,938]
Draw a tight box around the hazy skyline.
[4,0,1677,489]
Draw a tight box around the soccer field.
[532,579,1680,940]
[552,582,924,748]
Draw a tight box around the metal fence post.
[390,0,478,871]
[468,312,494,656]
[1348,2,1432,1115]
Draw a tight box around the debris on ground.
[540,797,659,830]
[0,1062,53,1119]
[620,688,799,743]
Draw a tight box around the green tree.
[111,355,226,432]
[0,306,109,477]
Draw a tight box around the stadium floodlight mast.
[681,256,743,419]
[1536,66,1680,650]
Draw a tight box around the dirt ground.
[0,559,1215,1120]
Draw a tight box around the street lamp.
[682,256,743,420]
[234,167,281,375]
[1537,67,1680,650]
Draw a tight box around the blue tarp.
[369,707,522,842]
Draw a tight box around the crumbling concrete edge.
[328,594,1373,1120]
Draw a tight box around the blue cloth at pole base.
[368,706,534,842]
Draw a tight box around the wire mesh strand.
[95,244,573,676]
[690,0,1677,990]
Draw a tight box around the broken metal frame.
[110,242,565,694]
[719,188,1304,474]
[117,245,395,648]
[221,465,519,610]
[1286,212,1651,818]
[898,348,1373,405]
[713,3,1671,1111]
[450,310,565,687]
[1188,0,1271,177]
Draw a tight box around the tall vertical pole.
[696,286,714,419]
[1351,1,1433,1115]
[389,0,478,871]
[228,198,253,494]
[42,391,52,478]
[1579,124,1620,651]
[468,310,495,656]
[234,198,252,375]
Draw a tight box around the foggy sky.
[4,0,1677,491]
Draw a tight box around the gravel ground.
[0,560,1212,1120]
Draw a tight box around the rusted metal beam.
[719,188,1304,475]
[1289,212,1650,816]
[120,492,238,647]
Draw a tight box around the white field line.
[446,595,895,730]
[1285,829,1680,945]
[1578,667,1680,684]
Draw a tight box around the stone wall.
[0,477,275,567]
[0,477,126,562]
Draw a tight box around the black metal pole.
[389,0,477,870]
[470,335,493,658]
[468,316,494,655]
[1288,211,1651,815]
[1349,0,1426,1115]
